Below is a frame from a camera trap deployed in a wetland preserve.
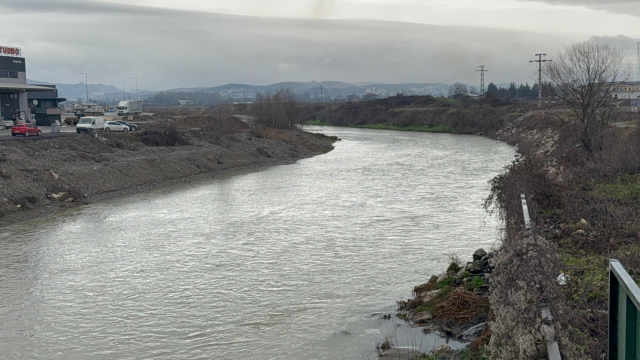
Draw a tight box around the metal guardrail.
[521,194,561,360]
[609,259,640,359]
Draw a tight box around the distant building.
[613,81,640,100]
[0,45,60,122]
[28,85,66,126]
[178,99,193,106]
[345,95,360,102]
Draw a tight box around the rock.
[473,248,488,261]
[579,218,590,227]
[50,169,59,179]
[575,229,586,235]
[412,311,433,323]
[48,192,67,200]
[435,344,452,353]
[461,322,487,341]
[466,261,483,274]
[456,268,467,278]
[437,274,448,283]
[427,275,438,285]
[420,289,440,302]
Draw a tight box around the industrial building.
[0,45,64,125]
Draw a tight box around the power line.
[476,65,488,96]
[530,53,552,108]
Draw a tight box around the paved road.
[0,126,77,139]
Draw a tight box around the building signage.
[0,46,22,57]
[46,108,61,115]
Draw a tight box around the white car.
[2,119,14,129]
[103,121,130,132]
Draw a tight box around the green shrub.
[447,262,462,273]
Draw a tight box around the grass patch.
[414,302,436,314]
[355,123,455,133]
[414,285,455,314]
[471,276,486,288]
[304,119,332,126]
[437,277,457,289]
[560,252,608,303]
[594,179,640,201]
[435,97,461,106]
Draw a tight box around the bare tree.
[448,82,468,99]
[543,41,630,152]
[250,88,300,129]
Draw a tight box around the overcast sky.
[2,0,639,90]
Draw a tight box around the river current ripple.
[0,127,515,359]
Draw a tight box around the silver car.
[103,121,130,132]
[2,118,14,129]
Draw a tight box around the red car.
[11,124,42,137]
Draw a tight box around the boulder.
[466,261,483,274]
[473,248,488,261]
[420,289,440,302]
[461,322,487,341]
[412,311,433,323]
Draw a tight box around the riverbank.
[0,111,336,226]
[304,96,640,359]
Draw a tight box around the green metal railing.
[609,259,640,359]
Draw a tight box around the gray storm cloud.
[517,0,640,17]
[0,0,590,89]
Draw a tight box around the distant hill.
[28,79,463,104]
[165,81,453,101]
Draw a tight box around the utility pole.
[104,87,107,105]
[530,53,552,108]
[476,66,488,96]
[79,73,88,103]
[119,82,126,101]
[130,77,138,100]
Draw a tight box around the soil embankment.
[0,110,336,226]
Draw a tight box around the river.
[0,127,515,359]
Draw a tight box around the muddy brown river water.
[0,126,515,359]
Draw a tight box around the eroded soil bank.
[0,112,336,226]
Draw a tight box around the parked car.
[114,120,138,131]
[103,121,130,132]
[2,118,13,129]
[11,124,42,137]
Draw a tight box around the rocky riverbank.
[376,249,494,359]
[0,111,337,226]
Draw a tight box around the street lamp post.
[79,73,88,103]
[131,77,139,100]
[119,82,126,101]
